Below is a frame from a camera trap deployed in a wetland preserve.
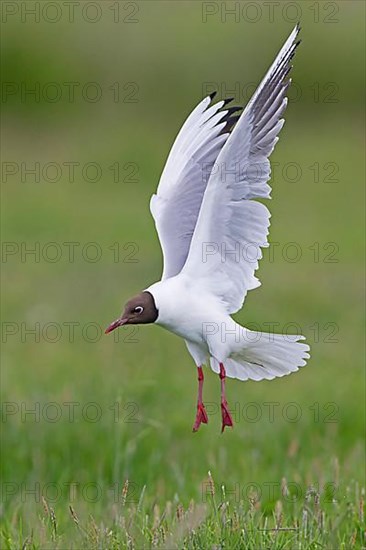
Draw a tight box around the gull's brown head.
[105,291,158,334]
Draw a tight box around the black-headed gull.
[106,24,310,432]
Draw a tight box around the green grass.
[1,2,365,548]
[1,476,364,549]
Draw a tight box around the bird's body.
[147,274,308,380]
[147,274,230,361]
[106,24,310,431]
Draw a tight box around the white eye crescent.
[134,306,144,314]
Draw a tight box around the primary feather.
[150,95,239,279]
[182,24,301,313]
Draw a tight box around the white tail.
[210,330,310,381]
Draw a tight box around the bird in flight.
[105,24,310,432]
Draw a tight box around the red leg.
[192,366,208,432]
[219,363,234,432]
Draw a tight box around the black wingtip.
[225,106,242,116]
[296,21,301,32]
[209,91,217,100]
[220,115,240,134]
[223,97,235,106]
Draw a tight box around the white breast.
[145,274,239,363]
[146,275,223,341]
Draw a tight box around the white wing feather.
[182,25,300,313]
[150,95,234,279]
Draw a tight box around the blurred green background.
[1,1,365,547]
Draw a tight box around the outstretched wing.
[150,95,241,279]
[182,25,301,313]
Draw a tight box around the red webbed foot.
[221,399,234,432]
[192,402,209,432]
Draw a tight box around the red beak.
[105,318,128,334]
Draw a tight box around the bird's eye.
[133,306,144,314]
